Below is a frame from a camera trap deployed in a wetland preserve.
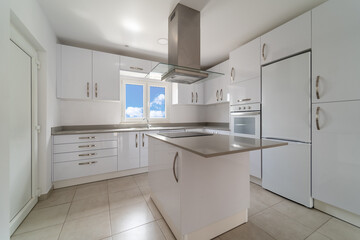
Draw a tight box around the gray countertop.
[51,122,230,135]
[147,133,287,158]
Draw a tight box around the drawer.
[229,78,260,105]
[54,148,117,163]
[53,133,118,144]
[120,56,152,74]
[53,140,118,154]
[53,156,117,181]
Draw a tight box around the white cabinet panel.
[204,78,219,104]
[93,51,120,101]
[312,0,360,103]
[54,133,118,144]
[53,140,118,154]
[205,60,230,104]
[118,132,140,171]
[54,156,117,181]
[54,148,117,163]
[261,12,311,65]
[229,38,260,83]
[249,150,261,179]
[229,78,260,105]
[193,83,204,104]
[312,100,360,215]
[58,45,92,99]
[173,83,203,105]
[120,56,152,74]
[140,131,158,168]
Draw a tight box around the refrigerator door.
[262,52,311,143]
[262,140,313,207]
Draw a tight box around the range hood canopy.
[147,3,223,84]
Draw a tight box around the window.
[122,79,168,122]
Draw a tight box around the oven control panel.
[230,103,261,112]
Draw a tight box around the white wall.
[11,0,59,195]
[0,1,10,238]
[205,103,229,123]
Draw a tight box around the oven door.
[230,111,260,138]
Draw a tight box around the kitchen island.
[147,133,287,240]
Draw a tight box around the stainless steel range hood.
[147,4,223,84]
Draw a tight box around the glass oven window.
[234,117,255,135]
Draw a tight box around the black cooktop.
[158,132,213,138]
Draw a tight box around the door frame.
[9,24,39,235]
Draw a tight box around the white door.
[177,83,193,104]
[218,60,230,102]
[262,141,312,207]
[312,0,360,103]
[9,27,38,235]
[118,132,140,171]
[193,82,203,104]
[261,12,311,65]
[92,51,120,101]
[262,52,311,142]
[312,100,360,215]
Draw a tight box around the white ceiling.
[38,0,326,68]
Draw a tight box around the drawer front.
[54,148,117,163]
[53,156,118,181]
[53,140,118,154]
[54,133,118,144]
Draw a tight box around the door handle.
[216,90,219,101]
[86,82,90,98]
[130,66,144,71]
[230,67,235,82]
[316,107,321,130]
[173,152,179,183]
[220,89,223,101]
[142,133,145,147]
[78,153,97,157]
[78,161,97,165]
[95,83,98,98]
[316,76,320,100]
[237,98,251,102]
[78,144,96,148]
[78,136,96,140]
[262,43,267,61]
[135,133,138,148]
[191,92,194,103]
[196,92,198,103]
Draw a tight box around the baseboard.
[39,185,53,200]
[250,176,262,186]
[314,199,360,228]
[10,197,37,235]
[53,167,148,189]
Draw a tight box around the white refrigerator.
[262,52,313,207]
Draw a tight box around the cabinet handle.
[95,83,98,98]
[262,43,267,61]
[237,98,251,102]
[86,82,90,98]
[78,144,96,148]
[316,107,321,130]
[142,133,145,147]
[78,161,97,166]
[78,153,97,157]
[230,67,235,82]
[316,76,320,100]
[216,90,219,101]
[196,92,198,103]
[173,152,179,183]
[130,66,144,71]
[191,92,194,103]
[220,89,223,101]
[135,133,138,148]
[78,136,96,140]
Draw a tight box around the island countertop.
[147,133,287,158]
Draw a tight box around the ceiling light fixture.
[157,38,168,45]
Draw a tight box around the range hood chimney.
[147,4,223,84]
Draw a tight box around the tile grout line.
[57,183,77,240]
[107,180,113,239]
[303,217,333,240]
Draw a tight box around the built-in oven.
[230,103,262,181]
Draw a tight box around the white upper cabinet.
[172,83,204,105]
[204,60,230,104]
[92,51,120,101]
[260,12,311,65]
[57,45,92,99]
[120,56,152,74]
[229,78,260,105]
[312,0,360,103]
[229,38,260,83]
[193,82,204,105]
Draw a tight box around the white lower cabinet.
[140,131,158,168]
[118,132,140,171]
[312,100,360,215]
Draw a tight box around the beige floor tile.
[112,222,165,240]
[110,201,155,234]
[73,181,108,201]
[250,208,313,240]
[59,211,111,240]
[35,187,75,209]
[108,176,138,193]
[157,219,176,240]
[318,218,360,240]
[14,203,70,235]
[249,196,270,217]
[11,224,63,240]
[139,184,151,196]
[212,238,221,240]
[250,183,284,206]
[67,194,109,221]
[219,222,275,240]
[272,200,331,230]
[305,232,331,240]
[109,187,144,210]
[147,198,163,220]
[133,173,149,187]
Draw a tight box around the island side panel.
[180,150,250,237]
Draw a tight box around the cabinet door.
[140,131,158,168]
[312,0,360,103]
[229,38,260,83]
[120,56,152,74]
[261,12,311,65]
[118,132,140,171]
[58,45,92,99]
[193,83,204,105]
[174,83,193,105]
[204,77,219,105]
[218,60,230,102]
[229,78,260,105]
[93,51,120,101]
[312,100,360,215]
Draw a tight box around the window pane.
[150,86,165,118]
[126,84,143,118]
